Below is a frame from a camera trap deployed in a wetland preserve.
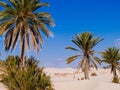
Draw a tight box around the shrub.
[81,77,84,80]
[0,56,54,90]
[91,72,97,76]
[112,76,119,83]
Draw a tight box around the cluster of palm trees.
[0,1,120,90]
[66,32,120,81]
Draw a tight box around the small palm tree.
[0,56,54,90]
[65,32,103,79]
[0,0,54,69]
[100,47,120,79]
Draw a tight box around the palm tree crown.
[66,32,103,79]
[100,47,120,78]
[0,0,54,68]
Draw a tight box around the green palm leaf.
[65,46,79,51]
[66,55,80,64]
[93,56,102,65]
[91,60,98,70]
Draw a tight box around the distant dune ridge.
[0,68,120,90]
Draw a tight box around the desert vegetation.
[0,0,120,90]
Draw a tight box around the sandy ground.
[44,68,120,90]
[0,68,120,90]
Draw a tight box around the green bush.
[81,77,84,80]
[112,76,119,83]
[0,56,54,90]
[91,72,97,76]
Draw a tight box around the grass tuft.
[91,72,97,76]
[112,76,119,83]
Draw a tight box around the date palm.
[100,47,120,79]
[65,32,103,79]
[0,0,54,69]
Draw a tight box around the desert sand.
[44,68,120,90]
[0,68,120,90]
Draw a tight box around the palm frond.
[93,56,102,65]
[91,60,98,70]
[33,3,49,11]
[66,55,80,64]
[103,65,112,69]
[90,37,104,48]
[65,46,79,51]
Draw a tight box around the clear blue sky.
[0,0,120,68]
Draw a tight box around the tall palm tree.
[0,0,54,69]
[100,47,120,79]
[65,32,103,79]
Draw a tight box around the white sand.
[0,68,120,90]
[44,68,120,90]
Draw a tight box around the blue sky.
[0,0,120,68]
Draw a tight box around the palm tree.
[65,32,103,79]
[100,47,120,79]
[0,0,54,69]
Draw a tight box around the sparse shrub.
[91,72,97,76]
[0,56,54,90]
[112,76,119,83]
[81,77,84,80]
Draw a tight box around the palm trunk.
[83,55,90,79]
[19,38,25,70]
[20,56,25,70]
[84,62,89,79]
[113,67,117,78]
